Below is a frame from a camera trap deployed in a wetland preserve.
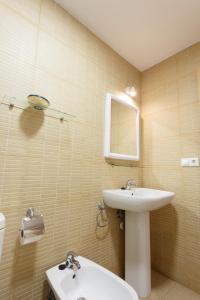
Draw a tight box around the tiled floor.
[141,271,200,300]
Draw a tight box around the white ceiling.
[56,0,200,71]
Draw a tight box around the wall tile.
[178,72,199,105]
[142,42,200,294]
[180,103,200,133]
[0,3,38,64]
[0,1,141,299]
[0,0,41,24]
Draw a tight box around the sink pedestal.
[103,188,175,298]
[125,211,151,298]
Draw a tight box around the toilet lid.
[0,213,5,229]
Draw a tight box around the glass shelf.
[0,95,76,122]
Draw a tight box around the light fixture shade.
[125,86,137,98]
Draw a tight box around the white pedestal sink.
[103,188,175,298]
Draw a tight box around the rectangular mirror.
[104,93,140,161]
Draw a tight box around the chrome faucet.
[126,179,137,190]
[66,251,81,271]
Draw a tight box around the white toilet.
[0,213,6,262]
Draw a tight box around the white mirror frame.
[104,93,140,161]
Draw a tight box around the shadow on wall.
[150,204,178,276]
[11,238,50,299]
[95,206,125,278]
[11,238,37,292]
[150,202,200,289]
[109,208,125,278]
[20,107,44,137]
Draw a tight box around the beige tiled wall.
[0,0,199,298]
[0,0,141,299]
[141,43,200,294]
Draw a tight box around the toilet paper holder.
[19,208,45,245]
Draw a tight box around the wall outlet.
[181,157,200,167]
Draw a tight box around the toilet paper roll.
[19,212,45,245]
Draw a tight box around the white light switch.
[181,158,189,166]
[181,157,200,167]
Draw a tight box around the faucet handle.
[67,251,78,259]
[59,251,80,271]
[127,179,136,185]
[66,251,81,271]
[126,179,137,190]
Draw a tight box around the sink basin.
[46,256,139,300]
[103,187,174,298]
[103,188,175,212]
